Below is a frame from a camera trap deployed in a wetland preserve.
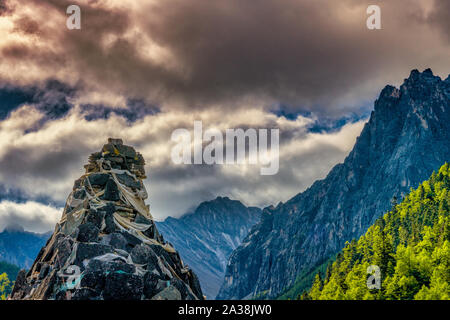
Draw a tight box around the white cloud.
[0,104,366,223]
[0,200,62,233]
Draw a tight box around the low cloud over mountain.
[0,100,365,226]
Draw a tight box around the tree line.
[301,163,449,300]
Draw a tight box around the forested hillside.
[0,261,20,300]
[302,163,449,300]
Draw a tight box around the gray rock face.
[156,197,261,299]
[10,139,204,300]
[217,69,450,299]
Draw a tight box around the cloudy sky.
[0,0,449,232]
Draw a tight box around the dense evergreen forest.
[0,261,20,300]
[301,163,449,300]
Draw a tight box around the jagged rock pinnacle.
[217,69,450,300]
[10,139,204,300]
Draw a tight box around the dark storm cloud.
[2,0,449,115]
[79,99,159,122]
[0,86,34,119]
[0,79,160,124]
[0,141,85,180]
[139,0,450,112]
[141,0,376,109]
[0,80,75,120]
[13,15,41,35]
[0,0,12,16]
[427,0,450,42]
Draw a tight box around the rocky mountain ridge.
[217,69,450,299]
[156,197,261,299]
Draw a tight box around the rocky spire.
[10,138,204,300]
[217,69,450,300]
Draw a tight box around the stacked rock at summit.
[10,138,203,300]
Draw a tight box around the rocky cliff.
[217,69,450,299]
[10,139,203,300]
[156,197,261,299]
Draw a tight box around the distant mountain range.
[0,197,260,300]
[156,197,261,299]
[217,69,450,299]
[0,225,51,268]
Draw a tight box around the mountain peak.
[214,196,230,201]
[205,196,232,205]
[373,68,447,117]
[156,197,261,298]
[404,68,442,86]
[182,197,258,222]
[408,68,435,79]
[423,68,434,76]
[217,69,450,300]
[378,85,401,100]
